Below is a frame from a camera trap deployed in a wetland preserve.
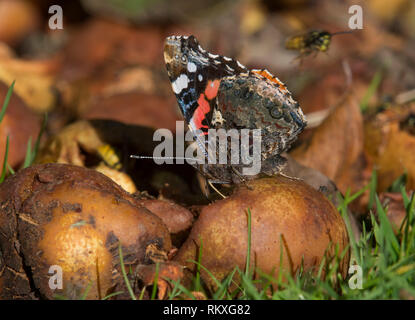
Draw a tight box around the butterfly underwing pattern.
[164,35,306,184]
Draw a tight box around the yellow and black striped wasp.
[285,30,353,61]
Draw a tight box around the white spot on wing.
[187,62,197,72]
[198,45,206,52]
[209,53,219,58]
[198,74,203,82]
[172,74,189,94]
[237,60,245,69]
[223,56,232,61]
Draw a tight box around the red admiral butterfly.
[164,35,306,184]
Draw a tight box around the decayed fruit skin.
[175,176,350,290]
[0,163,171,299]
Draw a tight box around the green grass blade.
[388,172,407,192]
[138,286,146,300]
[375,194,400,260]
[22,137,33,169]
[337,192,360,265]
[368,169,378,210]
[193,237,203,292]
[240,271,261,300]
[118,244,136,300]
[167,278,196,300]
[31,112,48,165]
[245,208,252,277]
[22,112,47,168]
[151,262,159,300]
[360,71,382,112]
[80,281,93,300]
[403,193,415,256]
[6,163,14,175]
[0,80,15,124]
[213,267,238,300]
[187,259,222,289]
[102,291,124,300]
[0,136,10,183]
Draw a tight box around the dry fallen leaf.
[136,262,184,300]
[291,91,368,201]
[35,120,140,193]
[0,81,40,167]
[0,50,59,112]
[364,103,415,191]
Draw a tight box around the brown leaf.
[136,262,184,300]
[0,51,58,113]
[291,91,368,197]
[0,81,40,167]
[364,103,415,191]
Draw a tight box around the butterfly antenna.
[130,155,198,162]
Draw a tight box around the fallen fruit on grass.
[0,163,172,299]
[174,176,350,291]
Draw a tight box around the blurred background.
[0,0,414,217]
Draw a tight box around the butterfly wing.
[164,35,248,162]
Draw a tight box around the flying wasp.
[285,30,353,61]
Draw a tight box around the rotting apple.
[174,176,350,292]
[0,163,172,299]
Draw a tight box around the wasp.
[97,144,122,170]
[285,30,353,61]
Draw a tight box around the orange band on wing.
[252,70,287,92]
[205,79,220,100]
[191,93,210,133]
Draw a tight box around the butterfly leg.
[279,171,303,181]
[207,180,227,199]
